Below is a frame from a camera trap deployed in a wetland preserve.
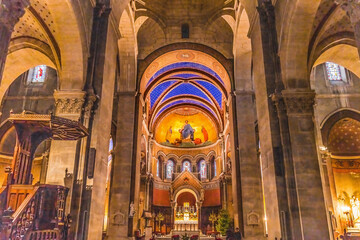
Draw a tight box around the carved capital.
[54,90,86,117]
[0,0,29,31]
[83,94,97,117]
[282,90,315,116]
[336,0,360,25]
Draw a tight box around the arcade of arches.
[1,0,360,240]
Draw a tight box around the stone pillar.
[171,201,176,230]
[231,91,266,240]
[221,176,227,209]
[39,150,49,184]
[107,92,137,239]
[336,0,360,57]
[196,201,202,232]
[0,0,29,83]
[46,90,85,185]
[281,89,330,239]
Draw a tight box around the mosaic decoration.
[154,99,218,123]
[195,80,223,108]
[161,82,211,104]
[326,62,343,81]
[147,62,224,87]
[154,109,218,148]
[171,73,200,79]
[150,80,177,108]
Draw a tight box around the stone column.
[46,90,85,185]
[196,201,202,232]
[281,89,330,239]
[39,150,49,184]
[0,0,29,83]
[336,0,360,57]
[107,92,137,239]
[221,176,227,209]
[231,91,266,240]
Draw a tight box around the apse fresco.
[154,109,218,148]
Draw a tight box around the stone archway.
[173,187,201,233]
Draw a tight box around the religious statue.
[129,202,136,218]
[351,195,360,223]
[140,158,146,174]
[169,187,174,201]
[226,158,232,173]
[200,188,205,201]
[179,120,195,140]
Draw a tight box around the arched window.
[156,160,160,177]
[199,160,207,179]
[183,160,191,172]
[325,62,347,83]
[214,160,217,177]
[181,23,189,38]
[210,157,216,179]
[28,65,47,84]
[166,160,174,179]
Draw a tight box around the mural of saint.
[179,120,195,140]
[166,126,172,143]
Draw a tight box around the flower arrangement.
[190,235,199,240]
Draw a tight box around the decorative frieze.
[332,157,360,171]
[282,90,315,116]
[54,91,86,117]
[0,0,29,31]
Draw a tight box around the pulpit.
[0,112,88,239]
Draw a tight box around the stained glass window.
[166,160,174,179]
[29,65,47,83]
[108,138,113,163]
[157,160,160,177]
[199,160,207,179]
[183,160,191,172]
[214,160,217,177]
[325,62,345,81]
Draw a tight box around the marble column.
[107,92,137,239]
[0,0,29,83]
[231,91,266,240]
[336,0,360,57]
[46,90,85,185]
[281,89,330,239]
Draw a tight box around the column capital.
[0,0,29,31]
[336,0,360,24]
[281,90,315,116]
[54,90,86,118]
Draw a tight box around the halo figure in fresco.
[201,126,208,142]
[179,120,195,141]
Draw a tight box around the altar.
[174,202,198,231]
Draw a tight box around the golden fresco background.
[154,109,218,148]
